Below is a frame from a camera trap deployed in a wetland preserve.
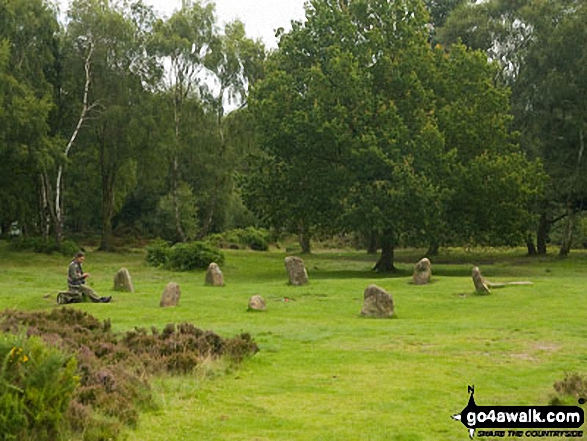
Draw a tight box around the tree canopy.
[437,0,587,255]
[244,0,543,269]
[7,0,585,262]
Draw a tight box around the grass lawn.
[1,241,587,440]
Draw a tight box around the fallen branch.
[472,266,533,294]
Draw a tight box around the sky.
[148,0,307,49]
[56,0,307,48]
[145,0,304,49]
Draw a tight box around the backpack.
[57,291,83,305]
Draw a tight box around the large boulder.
[247,295,266,312]
[472,267,491,294]
[113,267,134,292]
[360,284,394,318]
[205,262,224,286]
[284,256,308,286]
[412,258,432,285]
[160,282,181,307]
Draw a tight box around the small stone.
[361,284,394,318]
[205,263,224,286]
[284,256,308,286]
[160,282,180,307]
[114,267,134,292]
[247,295,266,312]
[413,258,432,285]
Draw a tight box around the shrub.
[0,308,259,440]
[224,333,260,363]
[9,237,80,256]
[145,238,171,267]
[59,240,80,257]
[205,228,270,251]
[166,241,224,271]
[0,309,148,441]
[237,227,270,251]
[204,233,225,248]
[122,323,258,375]
[9,236,46,252]
[550,372,587,405]
[0,334,78,441]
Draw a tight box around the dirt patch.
[532,342,561,352]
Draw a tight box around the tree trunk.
[98,132,115,252]
[40,172,62,246]
[171,154,186,243]
[199,180,222,239]
[559,204,575,257]
[536,212,550,255]
[374,232,396,272]
[53,43,94,247]
[367,231,377,254]
[426,241,440,256]
[99,186,114,252]
[171,85,187,244]
[0,222,9,238]
[200,101,228,239]
[298,222,311,254]
[525,233,537,256]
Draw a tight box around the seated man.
[67,251,111,303]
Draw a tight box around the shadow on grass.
[429,267,473,278]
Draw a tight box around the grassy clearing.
[1,241,587,440]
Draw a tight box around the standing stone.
[160,282,181,307]
[284,256,308,286]
[247,295,266,312]
[472,267,491,294]
[205,263,224,286]
[113,267,134,292]
[360,284,394,318]
[412,258,432,285]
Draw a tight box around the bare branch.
[54,41,96,239]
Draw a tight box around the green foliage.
[0,334,78,441]
[549,213,587,250]
[8,237,80,256]
[207,227,270,251]
[0,308,149,440]
[0,307,258,441]
[0,0,59,238]
[146,239,224,270]
[234,227,270,251]
[246,0,542,268]
[166,241,225,271]
[153,184,200,242]
[550,372,587,406]
[59,240,80,257]
[438,0,587,254]
[145,238,171,267]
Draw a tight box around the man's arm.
[68,262,86,285]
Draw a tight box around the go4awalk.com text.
[452,386,585,439]
[477,430,583,438]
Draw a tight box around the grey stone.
[247,295,266,312]
[160,282,181,307]
[360,284,394,318]
[205,262,224,286]
[472,267,491,294]
[284,256,308,286]
[413,258,432,285]
[114,267,134,292]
